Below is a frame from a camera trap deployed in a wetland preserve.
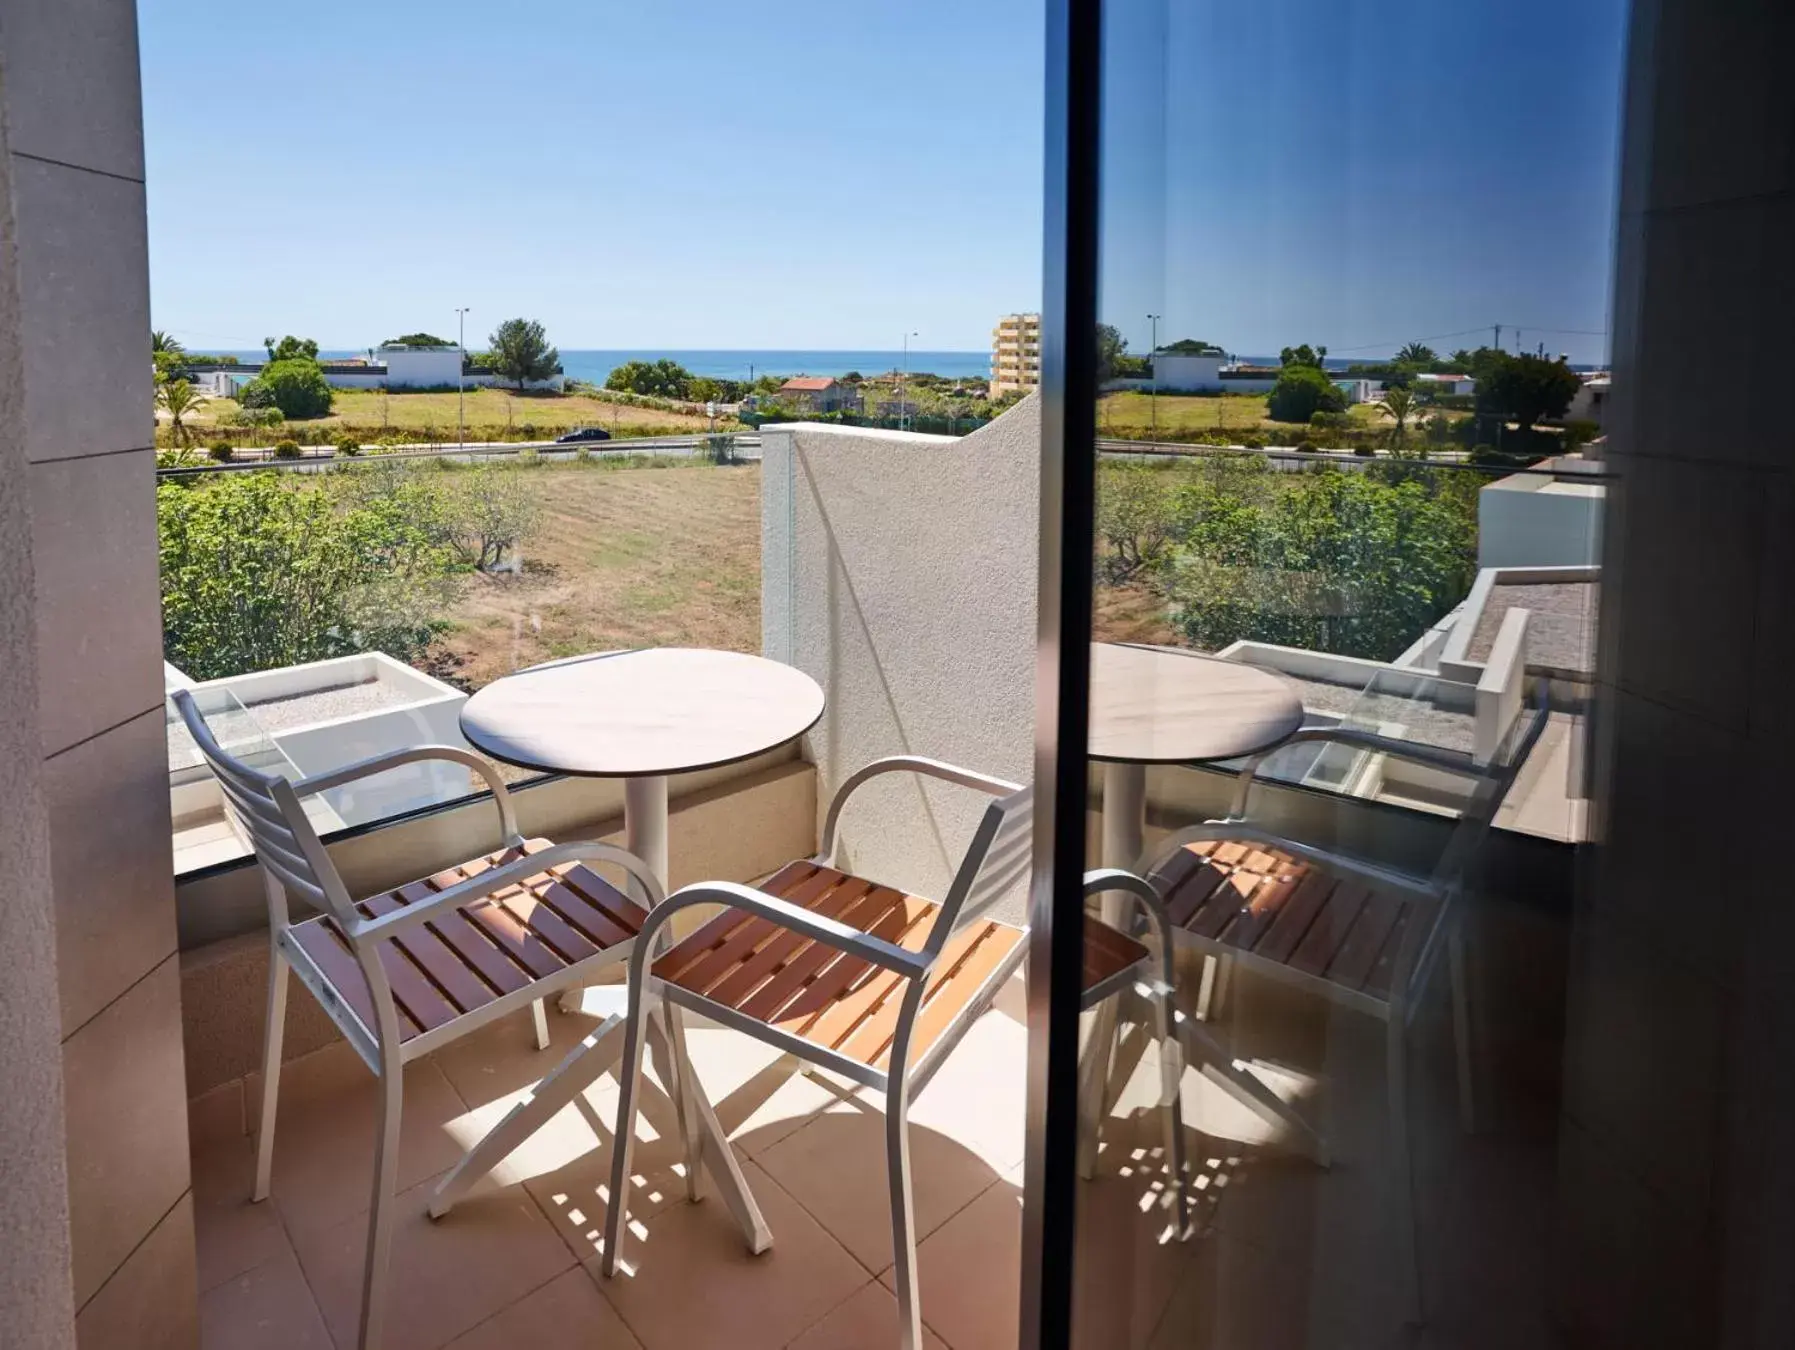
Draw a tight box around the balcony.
[170,399,1592,1348]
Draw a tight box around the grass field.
[1098,390,1386,436]
[431,461,762,689]
[175,387,724,444]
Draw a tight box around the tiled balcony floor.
[192,972,1560,1350]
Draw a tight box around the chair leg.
[660,1004,703,1203]
[356,1060,405,1350]
[530,998,551,1052]
[886,1076,924,1350]
[1387,1018,1424,1325]
[1449,927,1477,1133]
[602,990,653,1279]
[1194,954,1219,1022]
[253,945,290,1203]
[1150,967,1191,1239]
[1075,1000,1120,1179]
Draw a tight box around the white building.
[183,346,564,396]
[1566,375,1610,426]
[1416,372,1475,396]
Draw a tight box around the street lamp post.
[1147,313,1160,443]
[454,306,470,451]
[900,330,918,431]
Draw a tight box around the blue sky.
[139,0,1045,352]
[141,0,1627,362]
[1101,0,1630,364]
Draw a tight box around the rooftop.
[1467,579,1599,676]
[780,377,838,391]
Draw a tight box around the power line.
[1323,323,1609,355]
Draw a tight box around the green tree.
[1267,364,1347,423]
[1374,386,1416,442]
[1097,461,1178,581]
[1395,342,1437,365]
[1096,324,1129,382]
[440,464,542,572]
[262,335,320,362]
[1279,343,1328,369]
[1475,352,1581,428]
[606,358,695,398]
[1165,466,1478,659]
[152,329,184,355]
[1162,338,1227,355]
[158,471,457,679]
[487,318,560,390]
[241,358,333,419]
[155,376,207,444]
[384,332,453,347]
[686,376,724,403]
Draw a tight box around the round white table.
[433,648,823,1243]
[459,647,825,897]
[1089,642,1304,870]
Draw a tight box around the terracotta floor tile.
[431,1004,610,1113]
[444,1267,642,1350]
[595,1160,865,1350]
[882,1179,1023,1350]
[785,1280,950,1350]
[290,1172,576,1350]
[902,1011,1029,1174]
[199,1248,333,1350]
[262,1056,476,1239]
[191,1134,293,1295]
[758,1096,1003,1275]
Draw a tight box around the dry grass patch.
[432,463,762,689]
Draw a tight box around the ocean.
[212,348,993,384]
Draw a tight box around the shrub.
[243,358,334,419]
[1267,365,1348,424]
[1295,440,1317,453]
[208,441,234,463]
[273,439,301,460]
[336,436,362,456]
[1353,444,1377,457]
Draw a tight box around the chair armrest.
[1229,726,1476,817]
[636,880,933,981]
[342,840,664,944]
[292,745,524,847]
[822,756,1024,860]
[1139,823,1440,902]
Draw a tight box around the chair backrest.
[169,688,359,932]
[927,785,1034,958]
[1431,677,1553,890]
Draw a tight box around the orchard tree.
[487,318,560,390]
[605,359,694,398]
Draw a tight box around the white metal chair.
[171,689,665,1350]
[1131,683,1552,1321]
[597,756,1187,1350]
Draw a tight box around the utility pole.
[1493,323,1502,353]
[454,306,470,451]
[901,330,918,431]
[1147,313,1161,443]
[1514,328,1522,355]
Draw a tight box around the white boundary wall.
[761,397,1041,902]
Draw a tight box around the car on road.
[554,426,612,444]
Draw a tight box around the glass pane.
[1070,0,1626,1343]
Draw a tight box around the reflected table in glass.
[431,647,825,1240]
[1089,642,1305,869]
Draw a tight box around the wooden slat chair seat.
[600,757,1187,1350]
[168,689,663,1350]
[655,859,1148,1072]
[287,840,650,1046]
[1146,839,1429,1009]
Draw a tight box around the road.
[157,432,761,476]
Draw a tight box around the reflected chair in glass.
[170,689,666,1350]
[1133,685,1550,1321]
[598,757,1187,1350]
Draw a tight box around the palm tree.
[1395,341,1436,365]
[1375,386,1415,442]
[156,376,206,445]
[151,329,184,356]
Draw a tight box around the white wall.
[762,397,1040,904]
[380,346,462,388]
[1151,353,1223,391]
[1478,472,1605,568]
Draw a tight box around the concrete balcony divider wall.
[761,397,1042,912]
[0,0,198,1345]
